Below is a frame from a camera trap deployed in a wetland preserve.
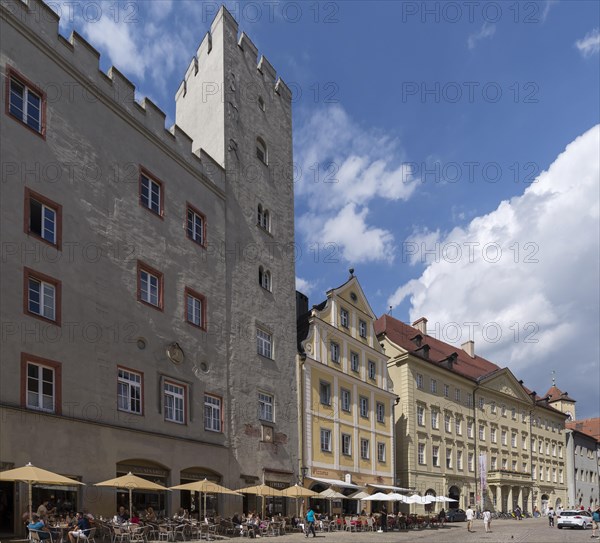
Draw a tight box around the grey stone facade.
[565,430,600,510]
[0,1,297,531]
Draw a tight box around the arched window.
[257,204,270,231]
[258,96,265,111]
[256,137,267,164]
[258,266,271,291]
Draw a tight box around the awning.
[306,477,359,490]
[367,483,411,492]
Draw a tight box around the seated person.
[116,506,129,523]
[37,503,49,520]
[129,512,140,524]
[144,507,157,522]
[68,513,90,543]
[173,508,188,521]
[28,514,50,540]
[232,513,242,527]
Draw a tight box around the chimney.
[412,317,428,335]
[461,340,475,358]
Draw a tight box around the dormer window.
[256,137,268,164]
[258,266,271,291]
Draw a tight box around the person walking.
[466,505,475,533]
[483,508,491,533]
[305,507,316,538]
[591,506,600,539]
[548,507,555,527]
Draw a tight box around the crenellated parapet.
[176,5,293,107]
[0,0,225,194]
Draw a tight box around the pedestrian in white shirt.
[483,509,491,533]
[466,506,475,532]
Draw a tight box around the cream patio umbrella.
[318,488,347,517]
[0,462,84,522]
[95,472,169,518]
[236,484,285,518]
[170,479,241,519]
[281,484,319,517]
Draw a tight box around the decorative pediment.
[479,369,532,404]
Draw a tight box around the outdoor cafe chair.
[29,529,56,543]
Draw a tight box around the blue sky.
[49,1,599,417]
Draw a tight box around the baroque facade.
[296,275,396,512]
[376,315,568,514]
[0,1,297,532]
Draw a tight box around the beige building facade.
[0,1,297,533]
[376,315,568,514]
[296,276,396,512]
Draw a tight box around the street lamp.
[300,466,309,485]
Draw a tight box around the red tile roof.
[375,314,565,415]
[566,418,600,441]
[544,385,576,403]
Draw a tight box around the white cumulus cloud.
[388,125,600,417]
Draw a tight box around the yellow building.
[376,315,568,514]
[296,274,396,510]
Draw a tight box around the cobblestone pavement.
[213,518,598,543]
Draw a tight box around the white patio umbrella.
[436,496,458,503]
[318,488,346,516]
[386,492,410,502]
[363,492,392,501]
[347,490,371,500]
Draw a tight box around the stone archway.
[541,494,549,515]
[448,486,460,509]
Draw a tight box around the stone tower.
[175,7,298,487]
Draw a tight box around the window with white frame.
[491,456,497,470]
[8,72,44,133]
[511,407,516,420]
[559,469,563,484]
[376,401,385,423]
[359,396,369,418]
[432,445,440,467]
[340,308,349,328]
[164,381,185,424]
[490,401,496,414]
[341,388,351,412]
[491,427,497,443]
[446,448,452,469]
[358,319,367,338]
[539,439,543,453]
[27,274,57,321]
[502,458,508,470]
[342,433,351,456]
[330,341,340,363]
[522,434,527,450]
[478,397,485,409]
[511,432,517,448]
[259,266,271,291]
[479,424,485,441]
[466,394,473,407]
[455,388,461,402]
[558,445,563,458]
[501,430,507,446]
[416,373,424,389]
[139,264,162,308]
[185,288,205,328]
[257,328,272,358]
[204,394,222,432]
[467,419,474,438]
[360,438,370,459]
[186,204,205,245]
[350,351,359,372]
[546,442,550,455]
[418,443,426,464]
[27,191,58,245]
[521,410,527,423]
[512,460,518,471]
[523,461,528,473]
[552,443,556,456]
[117,368,142,414]
[258,392,274,422]
[457,450,463,470]
[532,465,537,479]
[140,172,162,215]
[26,361,55,412]
[320,428,332,452]
[417,405,425,426]
[430,379,437,393]
[443,384,449,398]
[468,452,474,472]
[501,404,506,417]
[319,381,331,406]
[445,413,452,433]
[455,418,462,435]
[431,410,439,429]
[368,360,376,380]
[377,442,386,462]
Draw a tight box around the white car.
[556,510,593,529]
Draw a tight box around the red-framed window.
[139,167,164,218]
[24,188,62,250]
[184,287,206,330]
[137,261,164,310]
[21,353,62,414]
[5,67,46,138]
[23,267,62,325]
